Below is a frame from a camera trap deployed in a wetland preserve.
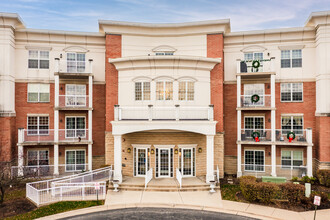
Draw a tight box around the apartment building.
[0,11,329,183]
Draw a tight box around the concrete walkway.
[37,190,330,220]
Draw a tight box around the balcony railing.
[18,129,89,144]
[241,164,307,179]
[240,95,271,108]
[240,129,310,144]
[114,105,214,121]
[58,95,89,107]
[55,59,93,74]
[237,58,275,74]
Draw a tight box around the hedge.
[316,170,330,187]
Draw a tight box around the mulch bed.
[0,198,36,219]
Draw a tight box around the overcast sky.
[1,0,329,32]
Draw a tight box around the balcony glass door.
[67,53,85,73]
[65,116,86,138]
[180,148,195,177]
[66,84,86,106]
[244,84,265,106]
[134,148,148,177]
[156,148,172,178]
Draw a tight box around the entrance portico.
[109,120,220,183]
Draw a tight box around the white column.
[237,144,242,177]
[88,75,93,108]
[306,128,313,177]
[114,135,122,183]
[18,145,23,177]
[88,144,92,171]
[206,135,214,183]
[237,75,241,108]
[271,145,276,176]
[54,144,59,175]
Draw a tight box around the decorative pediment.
[152,45,177,53]
[63,46,89,53]
[132,76,152,82]
[241,45,267,53]
[177,76,197,82]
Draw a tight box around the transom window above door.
[65,84,87,106]
[156,81,173,101]
[67,53,85,73]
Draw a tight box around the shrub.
[316,170,330,187]
[279,183,305,206]
[239,176,258,202]
[291,177,299,182]
[301,176,317,185]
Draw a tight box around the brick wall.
[207,34,224,132]
[105,34,121,132]
[316,116,330,167]
[0,116,16,162]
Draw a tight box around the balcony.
[239,129,311,145]
[236,58,275,77]
[55,59,93,76]
[239,94,272,110]
[18,129,90,145]
[57,95,90,110]
[114,105,214,121]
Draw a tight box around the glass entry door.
[134,148,148,177]
[157,148,171,178]
[180,148,195,177]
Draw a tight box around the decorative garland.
[251,131,260,142]
[251,94,260,103]
[252,60,260,69]
[287,131,296,143]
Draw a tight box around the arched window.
[155,78,173,101]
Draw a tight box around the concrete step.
[109,185,213,192]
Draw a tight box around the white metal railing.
[11,164,89,178]
[176,168,182,189]
[237,58,275,73]
[114,105,214,121]
[26,166,112,206]
[214,165,220,183]
[240,95,271,107]
[145,168,153,189]
[55,59,93,74]
[58,95,89,107]
[18,129,90,143]
[241,164,307,180]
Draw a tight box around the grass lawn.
[220,184,240,201]
[5,200,104,220]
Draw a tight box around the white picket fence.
[26,166,112,206]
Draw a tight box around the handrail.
[145,168,153,189]
[176,168,182,189]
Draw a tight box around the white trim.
[281,149,304,169]
[156,147,172,178]
[27,149,49,166]
[244,149,265,172]
[280,82,304,103]
[27,83,50,103]
[154,145,175,148]
[132,144,151,148]
[25,46,52,51]
[64,46,89,53]
[65,149,86,172]
[27,115,50,136]
[133,147,149,177]
[278,45,305,50]
[243,115,265,130]
[179,147,196,177]
[241,45,267,53]
[65,116,86,138]
[132,76,152,82]
[280,49,302,68]
[178,144,197,148]
[280,115,304,133]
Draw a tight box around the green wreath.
[251,94,260,103]
[252,60,260,69]
[251,131,260,139]
[287,131,296,140]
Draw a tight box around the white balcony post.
[88,108,92,171]
[88,75,93,108]
[206,135,214,183]
[18,145,23,177]
[237,111,241,141]
[270,57,275,72]
[89,59,93,73]
[175,105,180,121]
[306,128,313,177]
[114,105,119,121]
[54,144,59,175]
[55,75,59,107]
[114,135,122,183]
[148,105,153,121]
[271,74,275,108]
[18,128,24,144]
[237,144,242,177]
[236,59,241,74]
[208,105,214,121]
[55,58,60,72]
[271,145,276,176]
[237,75,241,108]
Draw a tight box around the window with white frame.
[281,49,302,68]
[28,84,50,102]
[281,150,303,168]
[156,81,173,100]
[135,82,151,101]
[179,81,194,101]
[27,116,49,135]
[244,52,263,72]
[281,83,303,102]
[65,116,86,138]
[244,116,265,139]
[67,53,86,73]
[281,115,303,135]
[244,150,264,171]
[65,150,86,171]
[28,50,49,69]
[244,84,265,105]
[27,150,49,166]
[66,84,86,106]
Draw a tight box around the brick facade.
[0,116,16,162]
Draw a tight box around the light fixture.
[148,151,150,157]
[151,149,155,154]
[198,148,202,153]
[174,148,178,154]
[127,148,131,153]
